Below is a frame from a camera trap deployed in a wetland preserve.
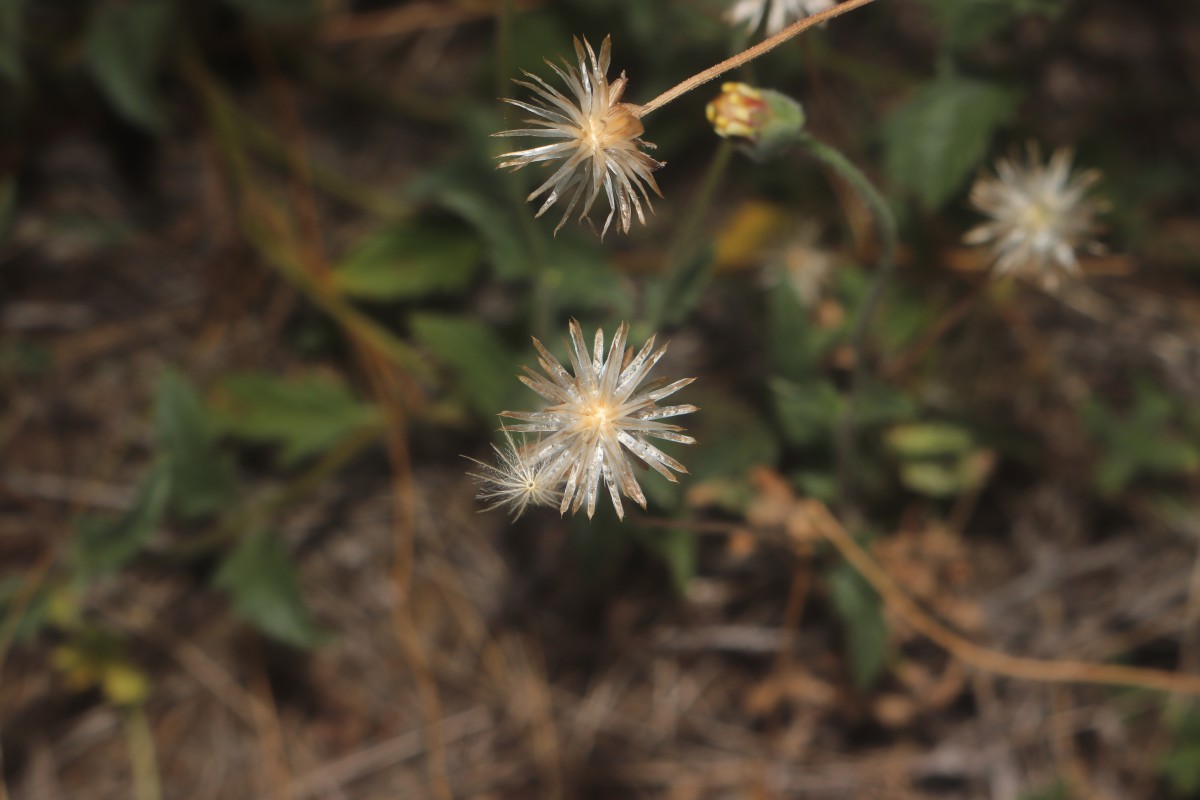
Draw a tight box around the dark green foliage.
[886,422,990,497]
[213,372,380,465]
[430,185,533,281]
[920,0,1067,51]
[214,532,328,649]
[155,371,237,521]
[828,561,888,690]
[687,389,780,482]
[74,462,171,576]
[84,0,173,132]
[884,74,1021,210]
[1085,382,1200,497]
[772,378,842,447]
[767,283,843,381]
[410,313,522,418]
[333,221,481,301]
[1160,705,1200,797]
[0,0,21,83]
[1018,781,1072,800]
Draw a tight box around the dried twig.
[789,493,1200,696]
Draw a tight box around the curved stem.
[795,133,897,508]
[633,0,880,119]
[803,499,1200,696]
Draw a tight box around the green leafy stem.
[795,133,899,508]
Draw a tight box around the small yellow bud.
[705,82,806,161]
[706,83,769,140]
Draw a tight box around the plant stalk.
[634,0,880,119]
[795,133,897,509]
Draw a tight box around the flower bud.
[705,82,806,161]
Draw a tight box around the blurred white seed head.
[501,320,698,521]
[774,221,834,309]
[494,36,664,238]
[726,0,835,35]
[965,143,1106,290]
[466,426,561,520]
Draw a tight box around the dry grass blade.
[776,478,1200,696]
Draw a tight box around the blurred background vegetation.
[2,0,1199,797]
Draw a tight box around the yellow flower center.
[582,400,618,433]
[1021,200,1055,233]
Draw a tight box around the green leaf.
[856,383,918,429]
[1160,706,1200,797]
[432,187,530,281]
[898,461,970,498]
[883,74,1020,210]
[410,313,518,418]
[794,470,838,503]
[1161,746,1200,798]
[214,532,328,649]
[74,461,171,575]
[874,283,944,357]
[828,562,888,690]
[221,0,316,20]
[1018,781,1072,800]
[333,221,480,301]
[155,371,237,520]
[771,378,841,446]
[767,282,843,380]
[1085,383,1200,497]
[0,0,23,83]
[84,0,173,132]
[213,372,380,464]
[885,423,973,459]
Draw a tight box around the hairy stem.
[634,0,880,119]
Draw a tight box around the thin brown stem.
[799,499,1200,696]
[633,0,880,119]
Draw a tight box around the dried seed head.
[494,36,664,238]
[466,426,561,520]
[965,143,1107,290]
[500,320,698,521]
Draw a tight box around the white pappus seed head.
[494,36,664,238]
[466,425,562,520]
[726,0,835,36]
[500,320,698,521]
[965,143,1107,290]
